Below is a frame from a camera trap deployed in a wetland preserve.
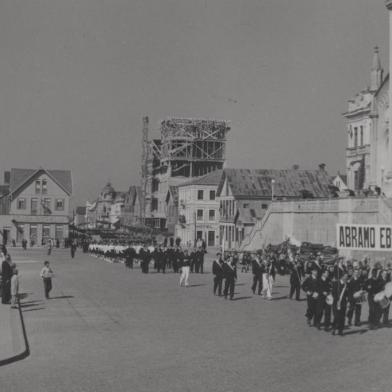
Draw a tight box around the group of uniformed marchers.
[88,240,392,336]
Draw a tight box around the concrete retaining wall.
[242,197,392,259]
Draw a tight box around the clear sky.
[0,0,388,206]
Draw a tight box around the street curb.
[0,299,30,367]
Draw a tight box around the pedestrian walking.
[10,267,19,309]
[331,273,349,336]
[289,258,302,300]
[179,250,191,287]
[70,240,77,259]
[47,239,53,256]
[139,244,150,273]
[223,256,237,300]
[251,255,264,295]
[212,252,224,296]
[40,261,54,299]
[1,254,13,304]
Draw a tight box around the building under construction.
[141,117,230,233]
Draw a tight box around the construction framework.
[158,118,230,177]
[141,117,230,232]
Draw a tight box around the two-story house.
[0,168,72,246]
[175,170,222,248]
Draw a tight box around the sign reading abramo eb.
[337,224,392,251]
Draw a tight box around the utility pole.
[194,210,197,247]
[141,116,149,226]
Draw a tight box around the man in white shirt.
[40,261,54,299]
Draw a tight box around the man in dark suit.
[365,268,382,329]
[197,248,205,274]
[223,257,237,300]
[347,268,363,326]
[139,245,150,273]
[332,273,349,336]
[315,269,332,330]
[289,257,302,300]
[251,255,264,295]
[156,246,166,273]
[302,268,319,326]
[212,253,224,296]
[165,246,173,270]
[172,246,181,273]
[1,254,13,304]
[124,246,136,270]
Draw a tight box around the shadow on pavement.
[342,329,368,336]
[18,292,33,300]
[20,303,41,309]
[22,307,46,313]
[188,284,206,287]
[271,295,288,301]
[231,296,253,301]
[49,295,74,300]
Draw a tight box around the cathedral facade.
[343,47,390,195]
[343,2,392,197]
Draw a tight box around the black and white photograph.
[1,1,392,391]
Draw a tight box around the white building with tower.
[342,1,392,196]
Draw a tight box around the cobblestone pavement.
[1,248,392,392]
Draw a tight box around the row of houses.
[78,165,341,250]
[176,166,335,250]
[75,182,144,230]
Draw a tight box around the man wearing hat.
[222,256,237,300]
[289,256,302,301]
[347,268,363,327]
[315,269,331,330]
[251,254,264,295]
[365,268,382,329]
[331,273,349,336]
[302,268,319,326]
[212,252,224,296]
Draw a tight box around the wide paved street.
[1,248,392,392]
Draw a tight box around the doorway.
[208,230,215,247]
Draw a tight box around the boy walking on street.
[40,261,54,299]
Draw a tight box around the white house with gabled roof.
[0,168,72,246]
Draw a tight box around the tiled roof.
[9,168,72,195]
[218,168,333,199]
[179,170,223,187]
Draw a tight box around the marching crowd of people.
[3,236,392,337]
[89,239,392,336]
[88,242,206,287]
[248,245,392,336]
[297,254,392,335]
